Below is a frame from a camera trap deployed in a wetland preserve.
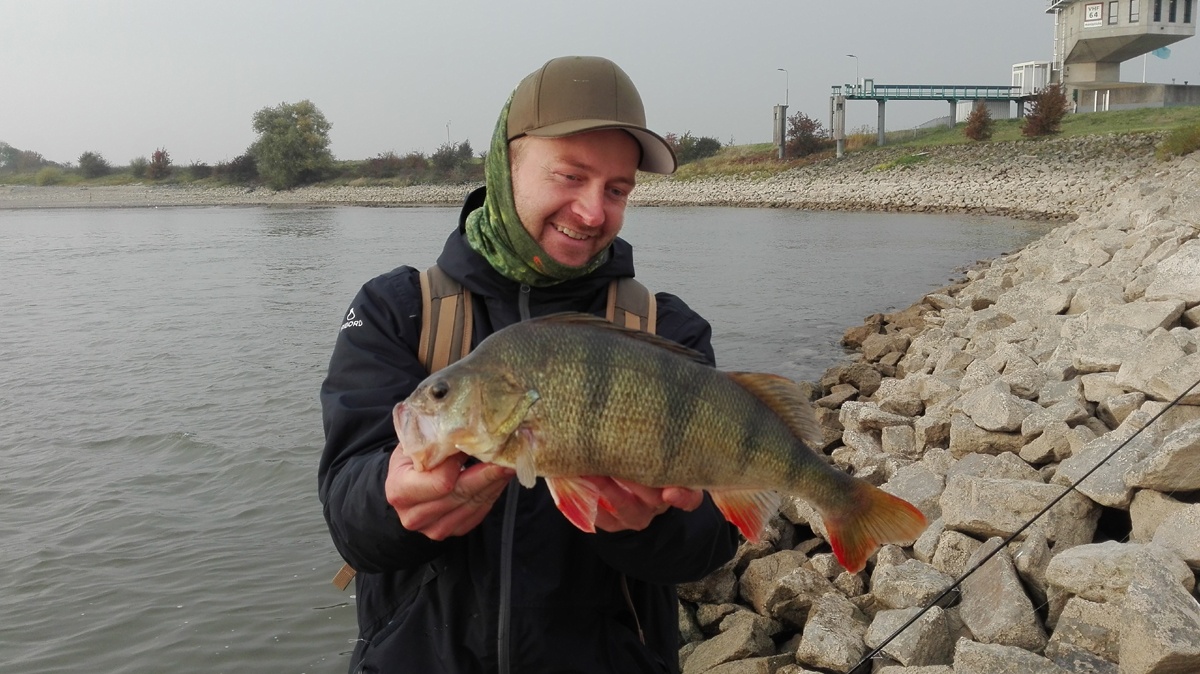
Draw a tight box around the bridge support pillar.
[877,100,886,147]
[949,100,957,129]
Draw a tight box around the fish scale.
[395,312,927,573]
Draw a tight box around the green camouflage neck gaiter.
[464,97,609,288]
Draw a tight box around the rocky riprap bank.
[676,152,1200,674]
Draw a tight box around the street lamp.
[846,54,860,91]
[776,68,789,106]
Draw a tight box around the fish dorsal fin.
[727,372,823,448]
[528,312,710,364]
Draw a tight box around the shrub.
[665,132,723,165]
[78,151,111,178]
[250,99,334,190]
[361,151,429,179]
[129,156,149,179]
[963,102,994,141]
[188,161,212,180]
[1156,123,1200,160]
[786,112,829,157]
[213,154,258,184]
[1022,84,1069,138]
[147,148,172,180]
[35,167,64,185]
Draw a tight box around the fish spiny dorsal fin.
[529,312,711,364]
[726,372,823,448]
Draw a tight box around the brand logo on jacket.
[341,307,363,331]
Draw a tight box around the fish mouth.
[394,402,448,471]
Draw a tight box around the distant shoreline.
[0,134,1165,221]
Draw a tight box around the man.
[319,55,738,674]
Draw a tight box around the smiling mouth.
[554,224,592,241]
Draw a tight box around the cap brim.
[523,120,677,175]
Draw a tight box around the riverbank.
[0,133,1164,220]
[674,150,1200,673]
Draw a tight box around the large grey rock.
[793,592,869,673]
[1151,505,1200,568]
[1143,238,1200,305]
[864,606,953,667]
[1091,299,1186,333]
[993,279,1075,322]
[931,530,983,578]
[1020,399,1092,439]
[940,474,1098,548]
[682,610,780,674]
[957,380,1039,432]
[839,400,913,433]
[1044,541,1195,604]
[1067,281,1125,315]
[951,638,1066,674]
[882,464,945,522]
[947,414,1025,457]
[1052,415,1159,508]
[1115,330,1189,394]
[870,559,955,610]
[957,538,1047,651]
[1145,352,1200,405]
[1118,551,1200,674]
[946,452,1041,482]
[739,551,836,628]
[1129,489,1189,543]
[1044,597,1120,666]
[1125,420,1200,491]
[1072,324,1146,374]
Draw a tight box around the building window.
[1131,0,1141,20]
[1170,0,1178,20]
[1154,0,1162,20]
[1186,0,1193,22]
[1109,1,1120,21]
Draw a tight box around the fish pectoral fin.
[709,489,781,543]
[726,372,824,449]
[510,429,539,488]
[546,476,603,534]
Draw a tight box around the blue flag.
[1153,47,1171,59]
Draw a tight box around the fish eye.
[429,380,450,400]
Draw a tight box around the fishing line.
[848,374,1200,673]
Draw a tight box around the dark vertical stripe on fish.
[655,348,698,484]
[579,334,615,474]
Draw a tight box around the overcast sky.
[3,0,1198,166]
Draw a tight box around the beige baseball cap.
[507,56,677,174]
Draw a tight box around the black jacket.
[319,188,739,673]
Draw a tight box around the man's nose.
[571,185,606,227]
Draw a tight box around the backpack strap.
[606,277,657,334]
[418,265,473,373]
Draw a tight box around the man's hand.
[385,446,514,540]
[586,477,704,532]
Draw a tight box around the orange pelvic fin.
[823,484,927,573]
[546,476,604,533]
[710,489,782,543]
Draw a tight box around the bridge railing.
[830,83,1025,99]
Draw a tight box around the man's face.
[510,129,639,268]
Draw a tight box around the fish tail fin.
[823,484,926,574]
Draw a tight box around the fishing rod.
[849,373,1200,673]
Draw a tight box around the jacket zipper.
[498,283,531,674]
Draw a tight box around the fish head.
[394,363,540,472]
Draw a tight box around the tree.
[786,112,828,157]
[78,151,111,178]
[250,99,334,189]
[963,102,994,141]
[1022,84,1069,138]
[147,148,172,180]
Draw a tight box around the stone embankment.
[676,151,1200,674]
[635,134,1163,221]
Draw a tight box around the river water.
[0,205,1052,673]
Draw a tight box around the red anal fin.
[709,489,781,543]
[546,476,603,533]
[823,483,927,573]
